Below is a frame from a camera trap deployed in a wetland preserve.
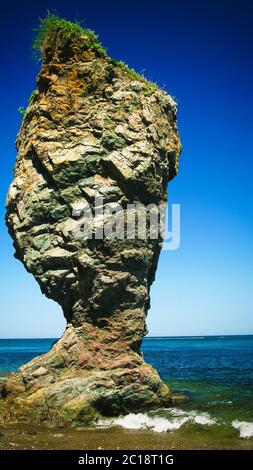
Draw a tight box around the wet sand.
[0,423,253,450]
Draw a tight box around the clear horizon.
[1,333,253,340]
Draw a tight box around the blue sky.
[0,0,252,337]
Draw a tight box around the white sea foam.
[172,408,216,426]
[232,420,253,439]
[98,409,253,438]
[97,413,189,432]
[97,408,216,433]
[194,414,216,426]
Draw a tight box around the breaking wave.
[232,420,253,439]
[97,408,253,439]
[97,408,216,433]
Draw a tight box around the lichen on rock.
[3,14,181,425]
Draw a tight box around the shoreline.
[0,422,253,450]
[1,336,253,450]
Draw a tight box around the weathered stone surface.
[3,25,181,425]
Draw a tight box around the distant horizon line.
[1,333,253,340]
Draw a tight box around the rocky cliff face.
[3,18,181,425]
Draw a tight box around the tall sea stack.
[3,16,181,425]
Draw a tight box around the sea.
[1,335,253,445]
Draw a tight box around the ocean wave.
[97,409,253,438]
[97,408,216,433]
[207,400,233,405]
[232,420,253,439]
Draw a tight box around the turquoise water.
[0,338,57,374]
[1,335,253,439]
[142,336,253,431]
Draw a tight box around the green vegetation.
[18,90,37,119]
[18,13,160,120]
[32,12,107,60]
[143,86,156,96]
[18,106,26,116]
[32,12,157,87]
[107,58,145,82]
[28,89,37,104]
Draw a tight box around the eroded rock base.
[1,325,171,425]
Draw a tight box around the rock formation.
[3,16,181,425]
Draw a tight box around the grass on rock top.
[19,13,159,118]
[32,12,107,60]
[32,12,157,87]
